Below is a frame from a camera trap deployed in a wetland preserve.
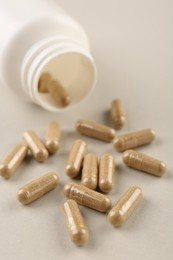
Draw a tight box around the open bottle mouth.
[22,37,97,112]
[37,52,97,111]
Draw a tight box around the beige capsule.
[45,121,61,154]
[17,172,59,205]
[123,150,166,176]
[111,99,126,129]
[23,130,49,162]
[63,199,89,246]
[48,79,71,108]
[81,153,98,190]
[99,153,115,193]
[0,144,28,179]
[76,119,116,142]
[66,140,87,178]
[64,182,112,213]
[113,128,156,152]
[108,186,143,227]
[38,72,52,93]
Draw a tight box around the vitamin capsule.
[108,186,142,227]
[23,130,49,162]
[45,121,61,154]
[123,150,166,176]
[76,120,116,142]
[99,153,115,193]
[111,99,126,129]
[0,144,28,179]
[64,182,112,212]
[17,172,59,205]
[66,140,87,178]
[48,79,71,107]
[38,72,52,93]
[81,153,98,190]
[113,128,156,152]
[63,199,89,246]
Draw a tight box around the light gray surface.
[0,0,173,259]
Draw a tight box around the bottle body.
[0,0,97,111]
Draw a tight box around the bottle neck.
[21,36,97,111]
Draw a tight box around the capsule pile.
[0,98,167,247]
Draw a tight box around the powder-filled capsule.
[63,199,89,246]
[23,130,49,162]
[45,121,61,154]
[48,79,71,108]
[66,140,87,178]
[38,72,52,93]
[64,182,112,212]
[76,119,116,142]
[111,99,126,129]
[99,153,115,193]
[17,172,59,205]
[123,150,166,176]
[81,153,98,190]
[113,128,156,152]
[108,186,142,227]
[0,144,28,179]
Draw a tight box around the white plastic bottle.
[0,0,97,111]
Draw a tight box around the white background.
[0,0,173,259]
